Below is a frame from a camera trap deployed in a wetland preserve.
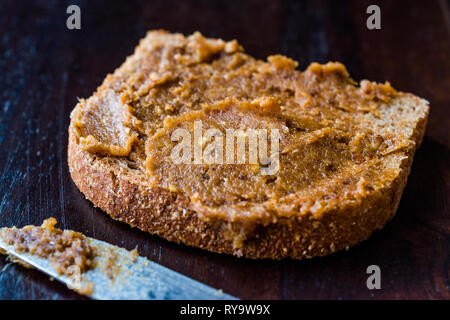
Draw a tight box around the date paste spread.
[0,218,95,276]
[71,31,411,222]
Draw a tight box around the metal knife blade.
[0,233,237,300]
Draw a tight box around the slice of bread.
[68,30,429,259]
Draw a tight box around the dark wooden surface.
[0,0,448,300]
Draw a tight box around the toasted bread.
[68,31,429,259]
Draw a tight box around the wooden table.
[0,0,448,300]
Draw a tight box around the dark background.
[0,0,448,300]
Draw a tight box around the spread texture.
[68,30,429,259]
[71,31,413,220]
[0,218,95,276]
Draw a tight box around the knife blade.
[0,233,237,300]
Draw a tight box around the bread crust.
[68,94,428,259]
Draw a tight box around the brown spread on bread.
[71,31,409,220]
[68,31,429,259]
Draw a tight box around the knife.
[0,232,237,300]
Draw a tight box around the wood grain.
[0,0,448,299]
